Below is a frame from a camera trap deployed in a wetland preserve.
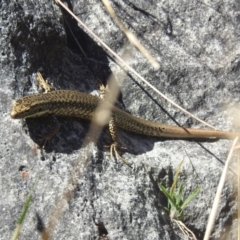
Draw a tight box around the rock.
[1,0,239,239]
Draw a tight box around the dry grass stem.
[101,0,160,69]
[42,49,129,239]
[238,155,240,240]
[203,137,239,240]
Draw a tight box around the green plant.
[158,160,200,220]
[11,177,39,240]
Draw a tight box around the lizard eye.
[15,99,22,105]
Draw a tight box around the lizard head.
[10,95,49,119]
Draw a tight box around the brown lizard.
[10,89,239,139]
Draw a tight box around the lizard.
[11,88,239,140]
[10,73,239,163]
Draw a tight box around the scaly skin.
[10,90,239,139]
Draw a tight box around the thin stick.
[54,0,217,130]
[102,0,159,69]
[203,137,239,240]
[43,57,128,239]
[238,155,240,240]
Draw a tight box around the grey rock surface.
[1,0,240,239]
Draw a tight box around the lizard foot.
[105,142,128,164]
[38,123,61,149]
[36,72,54,92]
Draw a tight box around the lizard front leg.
[36,72,55,93]
[36,72,61,148]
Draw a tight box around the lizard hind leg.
[106,117,128,164]
[38,115,61,149]
[99,84,128,164]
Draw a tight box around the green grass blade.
[171,160,184,191]
[11,177,40,240]
[181,186,200,210]
[17,194,33,225]
[159,183,178,209]
[11,195,33,240]
[176,183,184,206]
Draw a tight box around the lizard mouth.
[10,110,18,119]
